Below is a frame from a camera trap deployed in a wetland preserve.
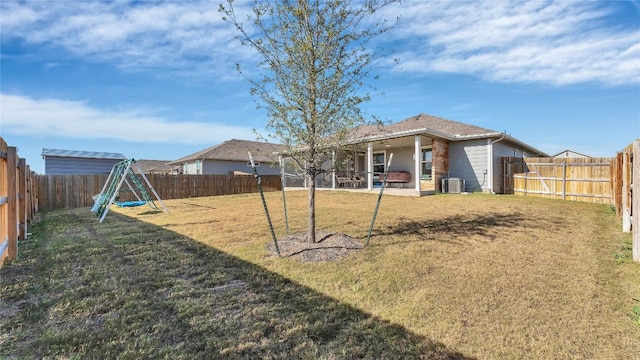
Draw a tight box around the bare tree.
[220,0,397,243]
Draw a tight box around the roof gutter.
[345,127,457,145]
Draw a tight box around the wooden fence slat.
[18,158,26,240]
[632,140,639,262]
[612,153,623,216]
[506,157,614,204]
[622,144,633,232]
[6,146,18,261]
[0,137,8,265]
[34,173,282,211]
[0,137,37,267]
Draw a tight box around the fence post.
[633,140,639,262]
[623,150,632,233]
[18,158,26,240]
[7,147,18,260]
[562,160,567,201]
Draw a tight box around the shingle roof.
[168,139,283,165]
[346,113,548,156]
[347,113,498,142]
[390,113,495,137]
[41,148,126,160]
[134,160,173,172]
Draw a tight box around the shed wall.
[45,157,122,175]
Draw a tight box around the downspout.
[487,136,505,194]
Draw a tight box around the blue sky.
[1,0,638,174]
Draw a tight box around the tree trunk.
[308,173,316,243]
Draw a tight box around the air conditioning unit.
[442,177,465,194]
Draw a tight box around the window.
[421,148,432,179]
[373,152,385,174]
[195,160,202,174]
[183,164,188,175]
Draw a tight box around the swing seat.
[116,200,147,208]
[91,194,106,212]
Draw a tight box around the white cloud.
[2,0,638,86]
[381,0,640,85]
[0,93,255,143]
[0,1,254,78]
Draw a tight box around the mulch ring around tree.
[266,231,364,262]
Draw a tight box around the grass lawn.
[2,191,639,359]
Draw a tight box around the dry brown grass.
[2,206,459,359]
[111,190,640,359]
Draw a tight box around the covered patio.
[280,134,444,197]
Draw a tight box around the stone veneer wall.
[432,138,449,193]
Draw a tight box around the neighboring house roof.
[347,113,549,156]
[134,159,173,173]
[552,149,591,158]
[41,148,126,160]
[168,139,283,165]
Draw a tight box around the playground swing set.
[91,159,168,223]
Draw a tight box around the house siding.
[44,157,122,175]
[384,149,415,188]
[199,160,281,175]
[491,140,531,193]
[448,140,488,192]
[183,162,197,175]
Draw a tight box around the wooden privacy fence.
[1,137,37,266]
[504,139,639,262]
[611,140,638,262]
[35,173,282,211]
[502,157,614,204]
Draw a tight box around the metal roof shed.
[41,148,127,175]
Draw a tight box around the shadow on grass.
[136,209,165,216]
[1,209,472,359]
[176,201,217,210]
[370,212,540,245]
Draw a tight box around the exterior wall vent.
[442,177,465,194]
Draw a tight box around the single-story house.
[282,113,548,195]
[41,149,126,175]
[168,139,283,175]
[552,149,591,159]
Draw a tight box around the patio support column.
[331,151,336,189]
[414,136,421,192]
[367,142,373,190]
[279,155,285,188]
